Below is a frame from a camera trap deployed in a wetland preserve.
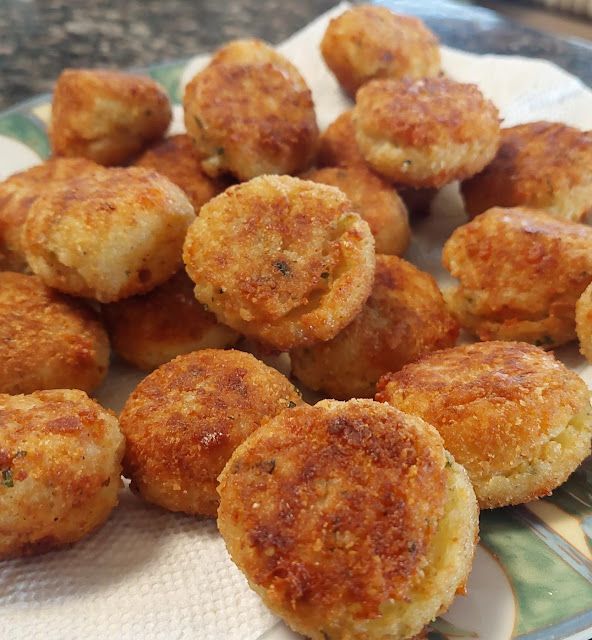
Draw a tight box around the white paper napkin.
[2,2,592,639]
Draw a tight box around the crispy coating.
[462,122,592,221]
[291,256,459,399]
[183,175,376,351]
[320,5,440,96]
[134,134,228,213]
[218,399,478,640]
[303,166,410,256]
[442,207,592,347]
[23,166,195,303]
[0,272,109,395]
[50,68,172,166]
[0,389,124,559]
[0,157,100,272]
[119,349,303,516]
[103,270,240,370]
[576,281,592,363]
[354,78,500,188]
[184,39,318,180]
[377,341,592,509]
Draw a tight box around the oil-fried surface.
[377,341,592,508]
[354,78,500,188]
[50,68,171,166]
[183,175,375,351]
[576,281,592,363]
[184,39,318,180]
[0,157,100,272]
[119,349,303,516]
[462,122,592,221]
[291,256,458,399]
[23,166,195,303]
[103,271,239,370]
[320,5,440,96]
[134,134,228,213]
[442,207,592,347]
[303,166,410,256]
[218,399,478,640]
[0,272,109,395]
[0,389,124,559]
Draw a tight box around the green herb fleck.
[216,147,225,155]
[534,335,553,347]
[407,541,416,552]
[14,450,27,459]
[194,115,204,130]
[218,287,225,294]
[261,459,276,474]
[2,469,14,488]
[402,159,412,168]
[287,400,297,408]
[274,261,290,276]
[320,271,329,279]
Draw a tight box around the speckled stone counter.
[1,0,591,111]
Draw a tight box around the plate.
[1,3,592,639]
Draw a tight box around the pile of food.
[1,5,592,639]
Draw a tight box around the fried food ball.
[50,68,172,166]
[0,157,101,272]
[320,5,441,97]
[184,39,318,180]
[0,389,124,559]
[218,399,478,640]
[317,110,436,215]
[576,281,592,363]
[442,207,592,348]
[377,341,592,509]
[462,122,592,221]
[134,134,228,213]
[0,272,109,395]
[303,166,410,255]
[23,166,195,303]
[291,256,458,399]
[183,175,376,351]
[354,78,501,188]
[119,349,303,516]
[103,270,240,370]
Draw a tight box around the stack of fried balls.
[1,5,591,639]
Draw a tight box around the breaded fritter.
[462,122,592,221]
[50,68,172,165]
[377,341,592,509]
[184,39,318,180]
[321,5,440,96]
[183,175,376,351]
[103,270,239,370]
[0,389,124,559]
[354,77,500,188]
[119,349,303,516]
[218,399,478,640]
[0,157,100,272]
[134,134,228,213]
[24,167,195,303]
[0,272,109,395]
[303,166,410,255]
[442,207,592,347]
[291,256,458,399]
[576,281,592,363]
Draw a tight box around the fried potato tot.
[576,281,592,363]
[0,272,109,395]
[24,166,195,303]
[303,166,410,255]
[0,157,100,272]
[354,78,500,188]
[442,207,592,347]
[184,39,318,180]
[183,175,375,351]
[377,341,592,509]
[134,134,228,213]
[119,349,303,516]
[320,5,440,96]
[0,389,124,559]
[50,68,172,165]
[103,270,240,370]
[218,399,478,640]
[462,122,592,221]
[291,256,458,399]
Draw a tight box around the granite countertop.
[1,0,591,111]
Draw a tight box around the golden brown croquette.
[576,281,592,363]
